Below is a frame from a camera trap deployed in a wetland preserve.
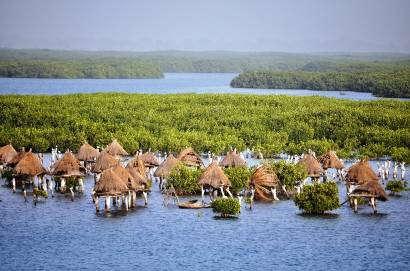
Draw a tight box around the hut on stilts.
[153,154,180,190]
[319,150,344,180]
[250,165,281,204]
[344,159,388,214]
[298,153,324,182]
[177,147,203,167]
[93,168,128,213]
[219,149,246,168]
[138,150,160,168]
[51,150,85,199]
[198,160,232,202]
[104,139,128,157]
[92,151,119,184]
[14,151,47,202]
[0,144,17,166]
[76,142,99,172]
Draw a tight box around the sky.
[0,0,409,53]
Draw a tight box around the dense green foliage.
[167,164,202,195]
[1,170,13,182]
[223,167,251,194]
[1,49,409,73]
[294,182,340,214]
[269,161,308,188]
[0,93,409,162]
[0,59,163,79]
[231,70,410,98]
[33,187,48,198]
[211,197,241,216]
[385,180,407,195]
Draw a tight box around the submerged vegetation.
[0,59,163,79]
[0,93,409,162]
[211,197,241,217]
[167,164,202,195]
[294,182,340,214]
[231,70,410,98]
[385,180,407,195]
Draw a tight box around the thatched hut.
[198,161,231,200]
[52,151,83,177]
[93,168,128,213]
[92,151,119,173]
[177,147,202,167]
[14,151,46,176]
[77,142,99,162]
[298,153,324,178]
[138,151,160,168]
[127,157,147,176]
[6,148,27,167]
[250,165,280,201]
[104,139,128,156]
[154,154,179,179]
[0,144,17,164]
[219,149,246,168]
[345,160,387,213]
[319,150,344,170]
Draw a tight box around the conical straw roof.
[154,154,180,178]
[14,151,46,176]
[111,164,142,190]
[345,159,379,185]
[351,180,388,201]
[104,139,128,156]
[220,149,246,167]
[138,151,160,167]
[93,151,119,173]
[250,164,279,188]
[52,150,83,176]
[198,160,230,188]
[94,168,128,196]
[77,142,99,162]
[127,157,147,176]
[126,166,148,189]
[319,150,344,170]
[7,148,27,166]
[177,147,202,167]
[298,153,324,177]
[0,144,17,163]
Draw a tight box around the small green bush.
[167,164,202,195]
[224,167,251,194]
[386,180,407,195]
[269,161,308,188]
[294,182,340,214]
[33,188,48,198]
[211,197,241,216]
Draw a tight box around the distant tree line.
[230,70,410,98]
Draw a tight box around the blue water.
[0,73,378,100]
[0,155,409,271]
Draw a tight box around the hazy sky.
[0,0,409,52]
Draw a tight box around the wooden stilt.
[95,196,99,213]
[105,196,110,213]
[201,185,205,203]
[271,187,279,201]
[142,191,148,206]
[370,197,377,214]
[226,187,233,198]
[353,198,358,213]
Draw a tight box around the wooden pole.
[142,191,148,206]
[95,196,99,213]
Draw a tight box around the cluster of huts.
[0,140,391,214]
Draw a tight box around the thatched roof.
[351,181,388,201]
[77,142,99,162]
[345,160,379,185]
[104,139,128,156]
[111,164,143,191]
[14,151,46,176]
[198,161,230,188]
[94,168,128,196]
[0,144,17,163]
[250,165,279,188]
[126,166,148,189]
[219,149,246,167]
[154,154,180,178]
[138,151,160,167]
[177,147,202,167]
[7,148,27,167]
[52,151,83,177]
[319,150,344,170]
[298,154,324,177]
[92,151,119,173]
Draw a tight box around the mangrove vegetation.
[0,93,409,162]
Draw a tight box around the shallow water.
[0,73,379,100]
[0,155,409,270]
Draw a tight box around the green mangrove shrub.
[211,197,241,217]
[33,188,48,198]
[269,161,308,189]
[223,167,251,194]
[167,164,202,195]
[386,180,407,195]
[1,170,13,182]
[294,182,340,214]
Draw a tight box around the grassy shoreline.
[0,93,409,162]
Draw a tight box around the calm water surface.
[0,155,409,270]
[0,73,379,100]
